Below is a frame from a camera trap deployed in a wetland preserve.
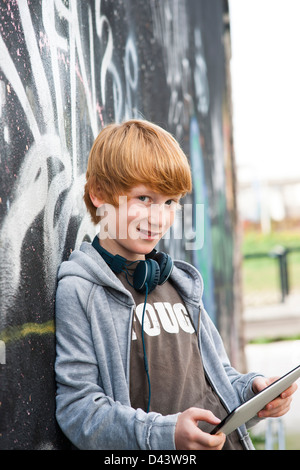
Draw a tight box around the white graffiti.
[150,0,209,140]
[0,0,139,322]
[0,340,5,364]
[0,0,208,324]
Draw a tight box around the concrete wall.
[0,0,238,449]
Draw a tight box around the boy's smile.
[91,185,181,261]
[136,226,162,240]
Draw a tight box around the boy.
[55,119,296,450]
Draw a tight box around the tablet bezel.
[210,364,300,436]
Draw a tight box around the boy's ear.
[89,190,104,208]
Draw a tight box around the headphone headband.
[91,236,173,293]
[92,237,127,273]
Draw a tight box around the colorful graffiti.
[0,0,236,449]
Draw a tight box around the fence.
[243,246,300,306]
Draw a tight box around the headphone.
[92,235,174,413]
[91,235,173,294]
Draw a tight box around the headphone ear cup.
[133,259,160,293]
[152,252,174,285]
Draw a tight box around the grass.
[242,230,300,255]
[250,431,300,450]
[249,334,300,345]
[242,230,300,297]
[286,433,300,450]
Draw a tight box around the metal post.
[265,418,286,450]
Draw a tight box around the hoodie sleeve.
[55,274,179,450]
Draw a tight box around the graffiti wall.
[0,0,238,449]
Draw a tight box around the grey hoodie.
[55,241,262,450]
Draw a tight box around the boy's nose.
[148,204,168,229]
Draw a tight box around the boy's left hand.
[252,376,298,418]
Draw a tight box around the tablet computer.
[210,364,300,436]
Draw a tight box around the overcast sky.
[229,0,300,183]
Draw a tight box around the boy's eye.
[138,195,150,203]
[165,199,174,206]
[165,199,179,207]
[137,195,180,207]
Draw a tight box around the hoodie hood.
[57,241,204,307]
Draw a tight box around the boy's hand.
[252,376,298,418]
[175,407,226,450]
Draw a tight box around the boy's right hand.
[175,407,226,450]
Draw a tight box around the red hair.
[84,119,192,224]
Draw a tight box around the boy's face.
[91,185,181,260]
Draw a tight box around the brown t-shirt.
[116,270,244,450]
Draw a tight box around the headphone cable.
[141,283,151,413]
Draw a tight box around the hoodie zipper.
[126,305,135,398]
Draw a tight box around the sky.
[228,0,300,183]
